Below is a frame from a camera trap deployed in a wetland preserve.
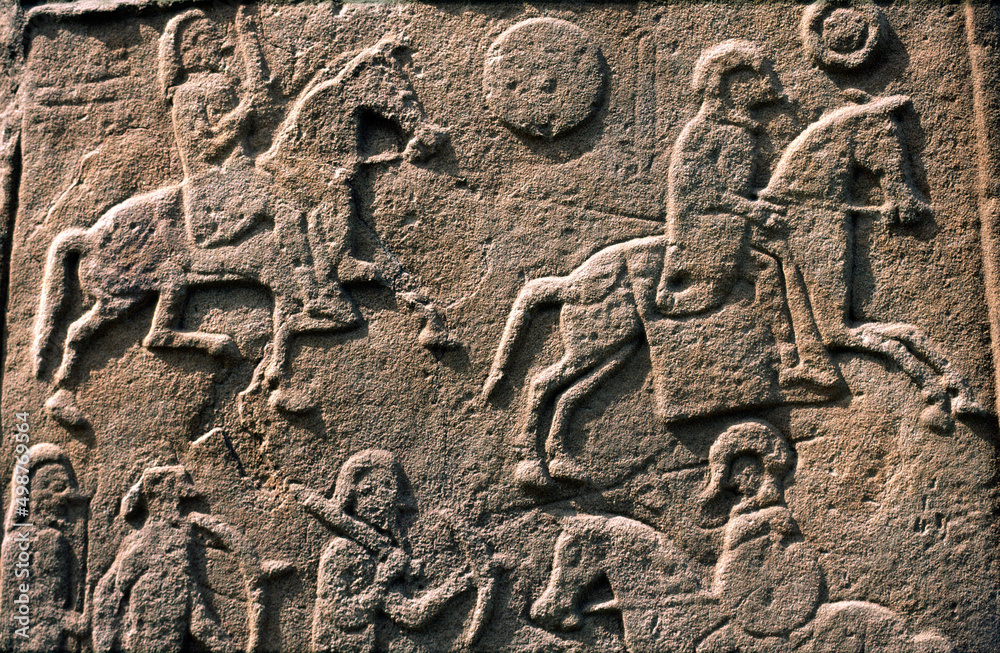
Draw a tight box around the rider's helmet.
[692,39,771,100]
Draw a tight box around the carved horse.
[32,38,445,427]
[530,513,720,652]
[532,513,946,653]
[482,95,982,489]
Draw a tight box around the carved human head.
[692,40,777,109]
[4,443,86,531]
[121,465,201,523]
[333,450,408,536]
[159,9,232,97]
[179,17,229,73]
[699,420,792,523]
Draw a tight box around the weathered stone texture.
[0,2,998,651]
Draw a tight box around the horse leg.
[516,351,603,489]
[861,323,986,415]
[846,323,988,421]
[763,254,841,391]
[143,282,239,358]
[48,296,137,427]
[265,297,317,414]
[546,340,640,482]
[482,276,569,401]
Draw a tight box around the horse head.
[761,94,932,228]
[531,514,704,633]
[335,36,448,165]
[530,515,613,632]
[259,36,447,202]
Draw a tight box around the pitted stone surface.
[483,17,605,140]
[0,2,997,652]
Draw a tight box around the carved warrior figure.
[483,41,983,491]
[287,450,475,653]
[93,466,237,652]
[656,39,786,317]
[93,465,291,653]
[32,17,453,427]
[533,421,955,652]
[161,8,351,321]
[0,444,88,653]
[696,421,823,650]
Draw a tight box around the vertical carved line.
[0,6,25,415]
[636,30,656,174]
[0,111,20,412]
[966,2,1000,413]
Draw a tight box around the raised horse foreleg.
[481,276,570,401]
[143,281,239,358]
[846,322,987,416]
[545,341,640,482]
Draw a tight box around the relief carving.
[2,3,995,651]
[93,464,291,653]
[287,450,492,653]
[802,1,886,72]
[0,444,89,653]
[31,12,455,427]
[531,421,955,652]
[484,18,606,140]
[484,39,984,490]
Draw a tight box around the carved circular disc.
[483,17,605,140]
[802,2,884,71]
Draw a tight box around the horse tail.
[32,228,89,378]
[482,277,567,400]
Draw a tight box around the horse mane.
[764,94,912,203]
[774,95,911,174]
[334,37,409,85]
[259,36,411,174]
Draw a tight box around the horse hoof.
[547,457,589,484]
[530,598,582,632]
[212,336,241,359]
[951,393,991,417]
[304,297,359,329]
[418,322,460,351]
[919,404,954,435]
[46,389,89,428]
[269,388,316,415]
[514,460,557,492]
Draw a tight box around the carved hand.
[376,549,411,585]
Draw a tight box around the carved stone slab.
[0,2,998,651]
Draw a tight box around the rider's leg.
[274,200,355,324]
[657,214,745,316]
[754,251,841,390]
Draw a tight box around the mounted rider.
[160,9,354,324]
[656,39,787,318]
